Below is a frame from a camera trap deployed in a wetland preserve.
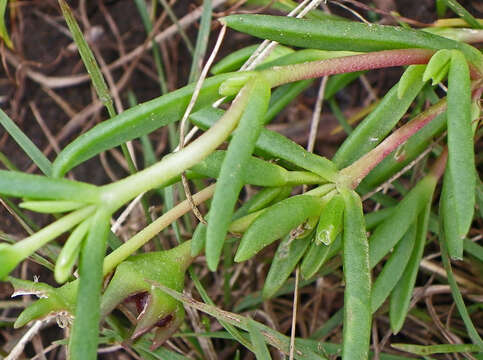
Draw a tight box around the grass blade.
[439,226,483,349]
[389,202,430,334]
[442,50,475,258]
[340,188,371,360]
[0,110,52,176]
[0,0,12,48]
[69,209,110,360]
[392,343,480,355]
[206,78,271,270]
[439,0,482,29]
[248,318,272,360]
[58,0,113,114]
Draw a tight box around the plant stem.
[261,49,435,87]
[102,184,215,275]
[340,99,447,188]
[100,81,257,212]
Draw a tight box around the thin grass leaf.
[206,78,271,270]
[263,231,313,299]
[248,318,272,360]
[0,0,12,48]
[463,239,483,262]
[310,308,344,340]
[371,224,416,313]
[149,282,325,359]
[340,188,371,360]
[0,170,99,202]
[58,0,113,113]
[69,209,110,360]
[0,110,52,176]
[220,15,482,68]
[158,0,193,54]
[188,0,212,82]
[389,202,430,333]
[442,50,475,258]
[369,174,436,268]
[334,65,426,168]
[392,343,480,355]
[436,0,447,17]
[439,226,483,349]
[439,0,482,29]
[235,195,323,262]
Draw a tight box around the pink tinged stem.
[341,99,447,188]
[262,48,435,87]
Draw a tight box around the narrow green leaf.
[263,232,313,299]
[389,202,430,334]
[52,73,231,177]
[392,343,480,355]
[464,238,483,262]
[340,188,371,360]
[0,170,99,202]
[0,110,52,176]
[334,65,426,168]
[190,106,338,181]
[69,209,110,360]
[206,78,271,270]
[19,200,84,213]
[443,49,475,258]
[439,0,482,29]
[220,15,482,68]
[369,175,436,268]
[191,221,207,257]
[371,224,416,313]
[58,0,113,113]
[440,226,483,349]
[188,0,213,82]
[248,318,272,360]
[300,234,341,280]
[398,65,427,99]
[235,195,323,262]
[0,0,12,49]
[55,219,91,284]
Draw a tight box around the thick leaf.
[206,78,271,270]
[52,73,231,177]
[315,193,344,245]
[0,170,99,202]
[221,15,482,68]
[422,49,451,85]
[371,224,416,313]
[235,195,323,262]
[340,188,371,360]
[442,49,475,258]
[300,234,341,280]
[69,209,110,360]
[389,203,430,334]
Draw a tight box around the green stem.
[102,184,215,275]
[100,81,257,212]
